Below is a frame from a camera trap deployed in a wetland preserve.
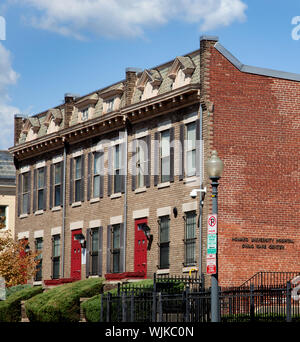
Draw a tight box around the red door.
[134,218,148,277]
[71,229,82,280]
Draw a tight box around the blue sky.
[1,0,300,149]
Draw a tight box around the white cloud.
[0,42,20,150]
[19,0,247,39]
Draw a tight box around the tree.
[0,231,41,287]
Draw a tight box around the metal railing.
[98,275,300,322]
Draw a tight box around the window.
[106,98,114,113]
[112,224,120,273]
[93,152,101,198]
[184,211,197,266]
[114,145,121,194]
[0,206,6,229]
[186,122,196,177]
[37,168,45,211]
[22,172,30,214]
[52,235,60,279]
[35,238,43,281]
[159,216,170,269]
[160,130,170,183]
[81,108,89,121]
[91,228,99,275]
[136,138,147,188]
[74,156,82,202]
[54,162,62,207]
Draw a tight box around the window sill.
[72,201,82,208]
[157,181,170,189]
[110,192,122,199]
[182,266,198,274]
[34,210,44,216]
[183,176,198,184]
[51,206,61,212]
[33,281,42,286]
[19,214,28,219]
[135,187,146,194]
[156,268,170,275]
[90,197,100,204]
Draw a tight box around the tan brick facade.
[10,36,300,288]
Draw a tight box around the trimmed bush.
[25,278,104,322]
[5,284,32,298]
[82,279,156,322]
[0,285,43,322]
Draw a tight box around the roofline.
[214,41,300,82]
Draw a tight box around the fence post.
[131,291,134,322]
[106,292,112,322]
[250,285,254,322]
[152,273,157,322]
[158,292,163,322]
[286,281,292,323]
[185,286,190,322]
[122,292,127,322]
[100,294,103,322]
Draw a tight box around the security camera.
[190,187,207,201]
[190,189,198,199]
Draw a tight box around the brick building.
[9,36,300,287]
[0,150,16,237]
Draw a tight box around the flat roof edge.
[214,42,300,82]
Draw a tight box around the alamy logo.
[291,16,300,40]
[0,16,5,40]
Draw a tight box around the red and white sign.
[206,254,217,275]
[207,214,217,234]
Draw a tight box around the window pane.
[38,168,44,188]
[160,216,169,243]
[0,206,6,228]
[22,193,28,214]
[23,173,29,192]
[53,258,60,279]
[114,170,121,194]
[160,244,169,269]
[94,153,100,175]
[186,122,196,151]
[161,156,170,183]
[75,157,82,179]
[54,185,61,207]
[75,179,81,202]
[114,145,120,169]
[53,235,60,257]
[92,229,99,252]
[113,225,120,249]
[186,212,196,239]
[91,255,98,275]
[113,252,120,273]
[93,175,100,198]
[186,150,196,177]
[38,189,44,210]
[55,163,61,185]
[161,130,170,157]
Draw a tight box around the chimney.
[14,114,25,145]
[64,93,77,128]
[125,68,142,106]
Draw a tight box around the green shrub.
[25,278,104,322]
[6,284,32,298]
[82,279,156,322]
[0,285,43,322]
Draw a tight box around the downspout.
[199,104,204,277]
[61,137,67,278]
[123,118,128,273]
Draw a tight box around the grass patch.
[25,278,104,322]
[0,285,43,322]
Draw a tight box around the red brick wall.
[208,46,300,287]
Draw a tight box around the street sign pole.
[210,177,220,322]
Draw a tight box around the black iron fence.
[99,274,300,323]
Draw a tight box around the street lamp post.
[206,150,224,323]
